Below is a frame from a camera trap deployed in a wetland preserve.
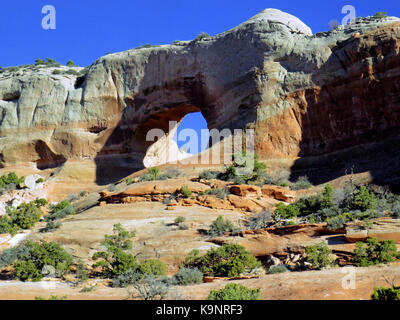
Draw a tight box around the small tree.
[305,242,335,269]
[66,60,75,67]
[352,238,399,267]
[13,241,73,281]
[372,286,400,300]
[194,32,211,41]
[352,186,377,211]
[373,12,388,19]
[92,224,137,277]
[35,59,46,66]
[183,244,261,277]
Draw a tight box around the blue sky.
[1,0,399,153]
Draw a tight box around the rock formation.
[1,9,400,185]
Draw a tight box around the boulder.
[261,185,295,202]
[228,185,262,197]
[101,179,210,201]
[24,174,43,190]
[267,255,281,266]
[345,218,400,243]
[197,195,234,210]
[228,195,263,213]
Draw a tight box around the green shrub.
[0,172,24,188]
[112,269,141,287]
[63,69,80,76]
[50,200,73,213]
[194,32,211,41]
[92,224,137,277]
[66,60,75,67]
[207,216,236,237]
[199,188,228,199]
[35,59,46,66]
[66,193,79,202]
[361,220,373,230]
[148,167,160,178]
[183,244,261,277]
[0,201,42,235]
[126,177,134,185]
[33,198,48,207]
[305,242,335,269]
[41,221,62,233]
[45,200,75,221]
[0,216,19,235]
[138,167,181,182]
[352,186,377,211]
[13,241,73,281]
[35,178,44,183]
[373,12,388,19]
[114,271,172,300]
[79,191,88,198]
[217,151,267,185]
[179,185,192,198]
[219,165,238,182]
[199,170,220,180]
[75,260,89,282]
[136,44,152,49]
[108,184,116,192]
[291,176,313,190]
[277,184,335,220]
[178,223,189,230]
[247,210,271,230]
[171,267,203,285]
[35,295,67,300]
[45,58,60,66]
[352,238,399,267]
[0,244,31,268]
[207,283,262,300]
[127,273,171,300]
[371,286,400,300]
[392,202,400,218]
[80,285,97,292]
[14,260,42,281]
[268,265,290,274]
[93,247,138,277]
[326,213,350,230]
[274,202,300,219]
[174,216,186,225]
[138,259,167,276]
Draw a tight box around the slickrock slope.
[1,9,400,184]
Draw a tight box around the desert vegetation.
[0,172,24,195]
[352,238,399,267]
[182,244,261,277]
[0,240,73,281]
[0,199,47,235]
[207,283,262,300]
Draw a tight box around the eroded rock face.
[1,9,400,184]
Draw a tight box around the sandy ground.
[1,263,399,300]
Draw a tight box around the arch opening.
[143,111,210,168]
